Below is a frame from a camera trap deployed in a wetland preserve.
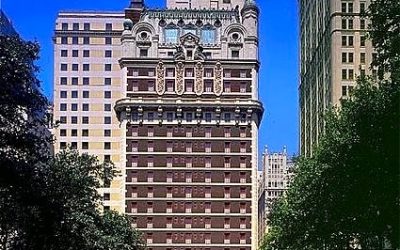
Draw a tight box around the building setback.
[257,147,294,240]
[299,0,375,156]
[52,0,263,249]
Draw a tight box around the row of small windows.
[59,77,112,85]
[341,18,367,30]
[61,22,112,31]
[342,52,373,64]
[131,112,246,123]
[59,101,112,111]
[341,35,367,47]
[341,1,367,13]
[60,91,112,100]
[58,116,112,124]
[59,129,111,137]
[60,142,112,150]
[128,81,248,93]
[60,49,112,58]
[164,27,216,44]
[60,36,112,45]
[60,63,113,71]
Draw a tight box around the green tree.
[261,1,400,249]
[0,36,145,250]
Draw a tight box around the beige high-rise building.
[52,11,125,213]
[257,147,294,242]
[299,0,376,156]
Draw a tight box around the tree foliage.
[261,2,400,249]
[0,36,145,249]
[368,0,400,81]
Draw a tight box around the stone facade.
[257,147,294,241]
[116,0,263,249]
[299,0,375,156]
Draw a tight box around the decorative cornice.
[143,8,240,22]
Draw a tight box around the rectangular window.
[104,91,111,99]
[60,129,66,137]
[104,142,111,150]
[82,142,89,150]
[82,116,89,124]
[71,91,78,98]
[360,53,365,64]
[360,36,366,47]
[83,23,90,31]
[105,64,112,71]
[61,50,68,57]
[231,50,239,58]
[105,50,112,58]
[61,37,68,44]
[82,103,89,111]
[71,103,78,111]
[83,77,90,85]
[72,37,78,45]
[60,91,67,98]
[83,50,90,57]
[105,23,113,31]
[104,130,111,137]
[72,64,78,71]
[105,37,112,45]
[104,78,111,85]
[140,49,148,58]
[61,23,68,30]
[83,37,90,45]
[83,64,90,71]
[60,64,67,71]
[71,116,78,124]
[72,23,79,30]
[104,117,111,124]
[104,104,111,111]
[71,77,78,85]
[60,77,67,85]
[60,103,67,111]
[82,129,89,137]
[72,50,78,57]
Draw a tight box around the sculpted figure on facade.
[156,60,165,95]
[175,61,184,95]
[174,45,185,61]
[214,61,223,96]
[195,61,204,95]
[194,45,206,61]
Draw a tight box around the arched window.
[201,26,216,44]
[164,23,179,44]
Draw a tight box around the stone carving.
[195,62,204,95]
[156,61,165,95]
[174,45,185,61]
[194,45,206,61]
[175,62,185,95]
[214,61,223,96]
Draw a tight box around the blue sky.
[2,0,299,158]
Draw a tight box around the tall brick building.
[53,0,263,249]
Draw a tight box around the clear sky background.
[2,0,299,160]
